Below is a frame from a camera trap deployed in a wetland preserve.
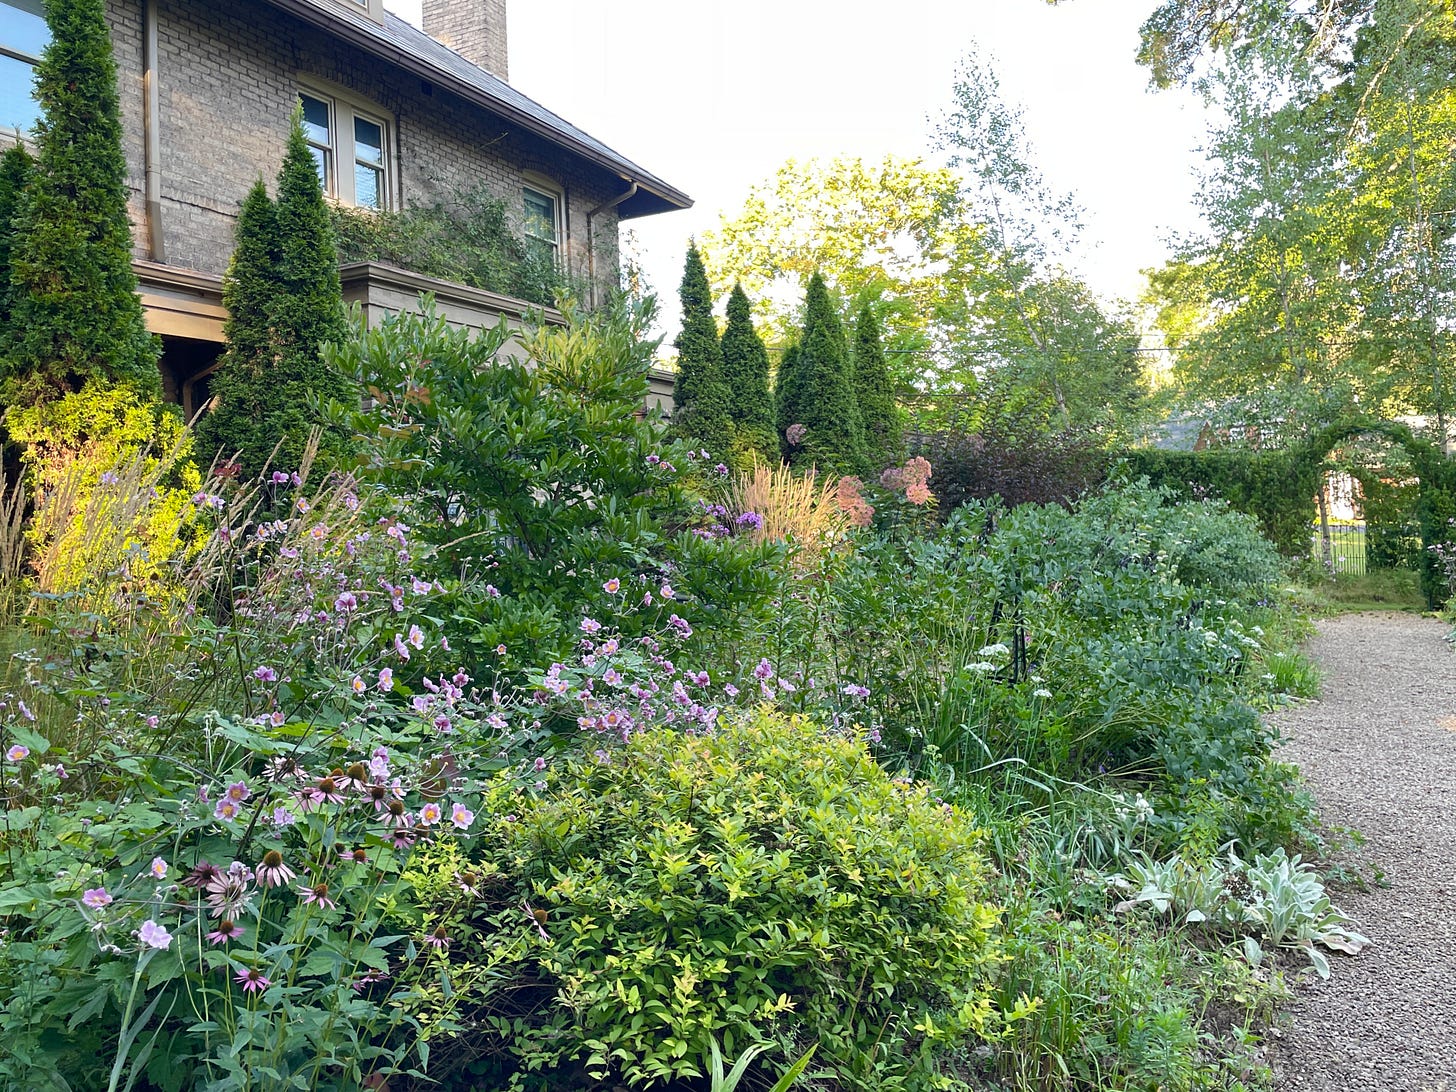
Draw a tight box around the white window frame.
[328,0,385,23]
[0,0,47,139]
[297,82,395,212]
[522,174,564,267]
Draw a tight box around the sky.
[388,0,1214,331]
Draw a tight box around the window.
[523,183,561,266]
[0,0,48,136]
[298,87,392,211]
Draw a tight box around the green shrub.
[671,243,733,458]
[198,108,352,476]
[3,0,159,406]
[442,709,1001,1090]
[328,294,783,676]
[719,283,777,467]
[776,274,865,475]
[330,186,565,307]
[1116,448,1319,558]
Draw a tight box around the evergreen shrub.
[851,301,902,471]
[719,282,776,466]
[197,109,353,475]
[671,243,733,459]
[3,0,159,405]
[776,273,864,475]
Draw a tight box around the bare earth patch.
[1270,611,1456,1092]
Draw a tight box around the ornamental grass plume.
[728,460,851,568]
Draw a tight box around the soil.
[1269,611,1456,1092]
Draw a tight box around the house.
[0,0,688,415]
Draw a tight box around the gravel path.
[1270,611,1456,1092]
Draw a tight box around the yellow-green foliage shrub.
[4,385,203,611]
[427,709,1002,1090]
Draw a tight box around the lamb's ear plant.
[1111,846,1369,978]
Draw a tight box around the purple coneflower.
[256,851,296,888]
[235,967,270,994]
[297,882,336,909]
[179,861,221,890]
[389,828,418,851]
[382,798,413,829]
[310,775,347,806]
[424,925,450,949]
[206,919,245,945]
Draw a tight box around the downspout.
[143,0,165,262]
[585,181,637,310]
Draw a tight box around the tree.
[776,273,864,474]
[851,302,902,470]
[198,108,352,474]
[719,283,776,465]
[701,156,967,400]
[0,142,34,356]
[934,48,1146,438]
[3,0,159,406]
[196,179,280,466]
[670,242,732,459]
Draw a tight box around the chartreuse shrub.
[3,385,202,613]
[420,709,1001,1091]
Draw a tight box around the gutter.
[142,0,165,262]
[585,182,636,310]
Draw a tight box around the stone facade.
[103,0,621,301]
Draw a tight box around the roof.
[258,0,692,219]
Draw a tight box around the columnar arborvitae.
[199,108,352,474]
[852,302,902,470]
[671,242,733,458]
[196,179,280,465]
[4,0,159,406]
[719,282,776,464]
[776,273,865,475]
[0,143,34,357]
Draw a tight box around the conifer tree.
[4,0,159,405]
[719,282,776,464]
[0,143,34,357]
[671,242,732,458]
[776,273,865,475]
[196,179,280,465]
[851,301,902,470]
[199,108,352,474]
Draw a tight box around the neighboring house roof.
[259,0,692,219]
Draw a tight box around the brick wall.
[421,0,508,81]
[104,0,620,300]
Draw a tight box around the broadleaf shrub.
[438,709,1001,1090]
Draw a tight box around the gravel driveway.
[1269,611,1456,1092]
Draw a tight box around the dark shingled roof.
[259,0,692,219]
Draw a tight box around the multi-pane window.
[298,88,391,211]
[0,0,48,136]
[523,185,560,266]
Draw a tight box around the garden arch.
[1301,420,1456,607]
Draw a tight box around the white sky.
[388,0,1212,330]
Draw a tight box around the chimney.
[422,0,509,81]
